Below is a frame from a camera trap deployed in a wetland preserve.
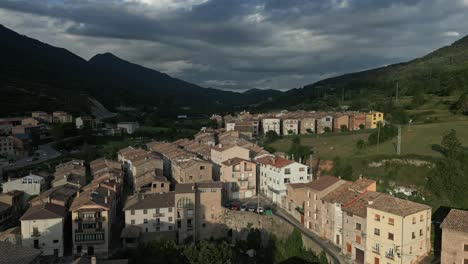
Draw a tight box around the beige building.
[135,171,170,194]
[211,145,250,166]
[0,136,14,158]
[341,192,382,264]
[53,160,87,188]
[31,111,51,123]
[52,111,73,123]
[365,194,431,264]
[300,117,316,134]
[70,186,116,258]
[171,158,213,184]
[316,114,333,134]
[440,209,468,264]
[220,157,256,201]
[321,178,376,246]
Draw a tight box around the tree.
[356,139,365,150]
[340,125,348,132]
[265,131,280,143]
[359,124,365,130]
[331,157,353,180]
[450,92,468,115]
[441,129,461,158]
[323,127,331,133]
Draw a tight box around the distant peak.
[89,52,120,62]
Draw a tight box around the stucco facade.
[220,158,256,201]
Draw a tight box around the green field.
[270,120,468,159]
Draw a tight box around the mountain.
[260,35,468,110]
[0,25,281,116]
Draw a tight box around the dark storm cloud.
[1,0,468,91]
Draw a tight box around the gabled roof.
[441,209,468,233]
[124,192,175,210]
[367,194,431,217]
[31,183,79,204]
[305,176,342,191]
[221,157,254,166]
[20,203,66,220]
[256,156,295,168]
[70,186,114,211]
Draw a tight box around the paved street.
[275,207,348,264]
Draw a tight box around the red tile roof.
[256,156,295,168]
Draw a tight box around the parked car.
[230,203,240,211]
[240,204,247,211]
[257,206,264,214]
[248,204,256,212]
[26,159,33,163]
[264,207,273,215]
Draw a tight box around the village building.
[440,209,468,264]
[220,157,256,201]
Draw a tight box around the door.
[54,249,59,257]
[33,240,39,249]
[346,243,352,254]
[355,248,364,264]
[374,257,379,264]
[88,246,94,256]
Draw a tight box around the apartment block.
[332,113,349,132]
[0,136,14,158]
[440,209,468,264]
[300,117,316,134]
[366,111,384,129]
[282,119,299,135]
[348,112,367,131]
[262,118,281,135]
[220,157,256,201]
[70,186,116,258]
[257,155,309,205]
[365,194,431,264]
[316,114,333,134]
[211,145,250,166]
[3,174,46,202]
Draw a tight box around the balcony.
[153,213,164,217]
[385,253,394,260]
[75,228,104,234]
[372,248,380,255]
[75,216,106,223]
[238,177,249,182]
[31,231,41,237]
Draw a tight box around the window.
[314,194,318,201]
[177,220,181,228]
[374,214,381,222]
[169,217,173,222]
[143,209,147,214]
[374,228,380,236]
[53,240,59,244]
[388,218,394,226]
[420,214,424,222]
[412,232,416,239]
[308,191,310,198]
[131,210,135,215]
[144,219,148,224]
[355,223,361,230]
[409,246,412,254]
[464,259,468,264]
[285,168,291,174]
[131,220,135,225]
[464,244,468,251]
[156,208,160,214]
[388,233,394,241]
[412,217,416,224]
[355,235,361,244]
[161,183,165,188]
[420,229,423,236]
[299,167,305,172]
[200,166,205,170]
[168,208,173,213]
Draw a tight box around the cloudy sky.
[1,0,468,91]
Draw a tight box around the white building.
[20,203,66,257]
[282,119,299,135]
[225,121,236,132]
[257,155,309,205]
[3,174,46,202]
[262,118,281,135]
[123,192,176,233]
[117,122,140,134]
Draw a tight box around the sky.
[1,0,468,92]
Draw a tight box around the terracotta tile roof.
[0,241,41,264]
[341,192,384,218]
[124,192,175,210]
[20,203,66,220]
[70,186,114,211]
[30,184,79,204]
[440,209,468,232]
[256,156,295,168]
[173,158,211,169]
[135,172,169,189]
[175,183,196,193]
[367,194,431,217]
[305,176,342,191]
[221,157,253,166]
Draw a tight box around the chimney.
[91,256,97,264]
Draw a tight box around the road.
[0,141,61,175]
[274,207,347,264]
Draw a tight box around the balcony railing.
[385,253,394,260]
[238,177,249,182]
[31,231,41,237]
[75,228,104,233]
[372,248,380,254]
[154,213,164,217]
[75,216,106,222]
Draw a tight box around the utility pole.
[395,82,399,105]
[377,123,381,152]
[397,125,401,155]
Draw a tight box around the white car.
[257,207,264,214]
